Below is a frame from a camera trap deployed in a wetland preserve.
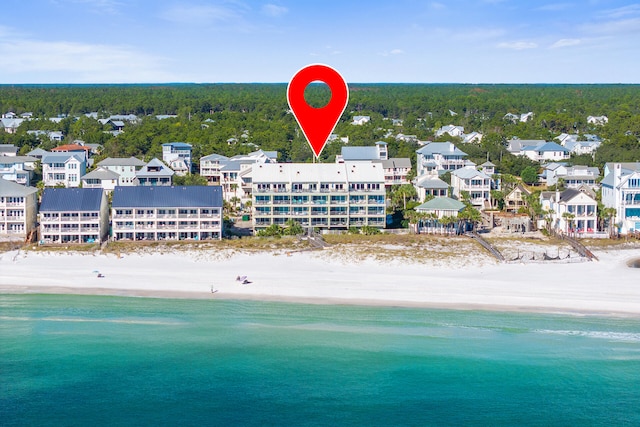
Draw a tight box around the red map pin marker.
[287,64,349,158]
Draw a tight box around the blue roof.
[40,188,104,212]
[162,142,192,148]
[416,142,467,157]
[341,146,379,160]
[112,186,222,208]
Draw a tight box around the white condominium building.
[251,162,386,232]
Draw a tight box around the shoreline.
[1,239,640,317]
[3,284,640,319]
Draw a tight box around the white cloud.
[550,38,581,48]
[159,3,246,25]
[379,49,405,57]
[0,37,172,83]
[57,0,124,15]
[497,41,538,50]
[262,4,288,17]
[599,4,640,19]
[583,17,640,35]
[429,2,445,10]
[535,3,573,12]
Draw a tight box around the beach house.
[0,179,38,240]
[450,166,492,209]
[81,167,120,191]
[543,164,600,190]
[39,188,109,244]
[97,157,146,186]
[416,142,467,176]
[136,158,174,186]
[0,155,37,185]
[111,186,223,241]
[251,162,386,232]
[162,142,193,175]
[41,153,86,187]
[601,162,640,234]
[337,142,412,187]
[540,187,598,235]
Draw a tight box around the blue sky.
[1,0,639,84]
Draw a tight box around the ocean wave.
[0,315,184,326]
[534,329,640,342]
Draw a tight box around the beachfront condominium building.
[251,162,386,232]
[0,179,38,239]
[39,188,109,244]
[111,186,223,241]
[601,162,640,234]
[41,153,86,187]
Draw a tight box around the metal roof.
[98,157,146,167]
[416,142,467,157]
[415,176,449,189]
[0,179,38,197]
[112,186,222,208]
[82,168,120,180]
[416,197,465,211]
[40,188,104,212]
[41,153,84,164]
[341,146,379,161]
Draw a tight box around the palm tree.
[602,207,617,237]
[562,212,575,236]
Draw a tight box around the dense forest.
[2,83,640,177]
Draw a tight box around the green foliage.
[172,174,208,186]
[283,219,304,236]
[256,224,283,238]
[2,83,640,178]
[520,166,538,185]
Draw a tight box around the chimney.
[615,163,622,187]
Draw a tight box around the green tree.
[520,166,538,185]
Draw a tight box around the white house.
[543,164,600,190]
[0,144,18,156]
[136,158,174,186]
[39,188,109,244]
[0,155,37,185]
[97,157,146,186]
[540,187,598,235]
[201,150,278,204]
[337,142,411,188]
[41,153,86,187]
[251,162,386,232]
[81,167,120,191]
[0,179,38,239]
[414,175,449,201]
[587,115,608,125]
[450,166,492,209]
[519,141,570,162]
[435,125,464,138]
[601,162,640,234]
[416,142,468,176]
[351,115,371,125]
[504,112,534,123]
[111,186,223,241]
[162,142,192,175]
[462,131,483,144]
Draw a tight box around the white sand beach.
[2,242,640,316]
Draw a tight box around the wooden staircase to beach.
[466,231,505,262]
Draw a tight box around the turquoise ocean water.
[1,294,640,426]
